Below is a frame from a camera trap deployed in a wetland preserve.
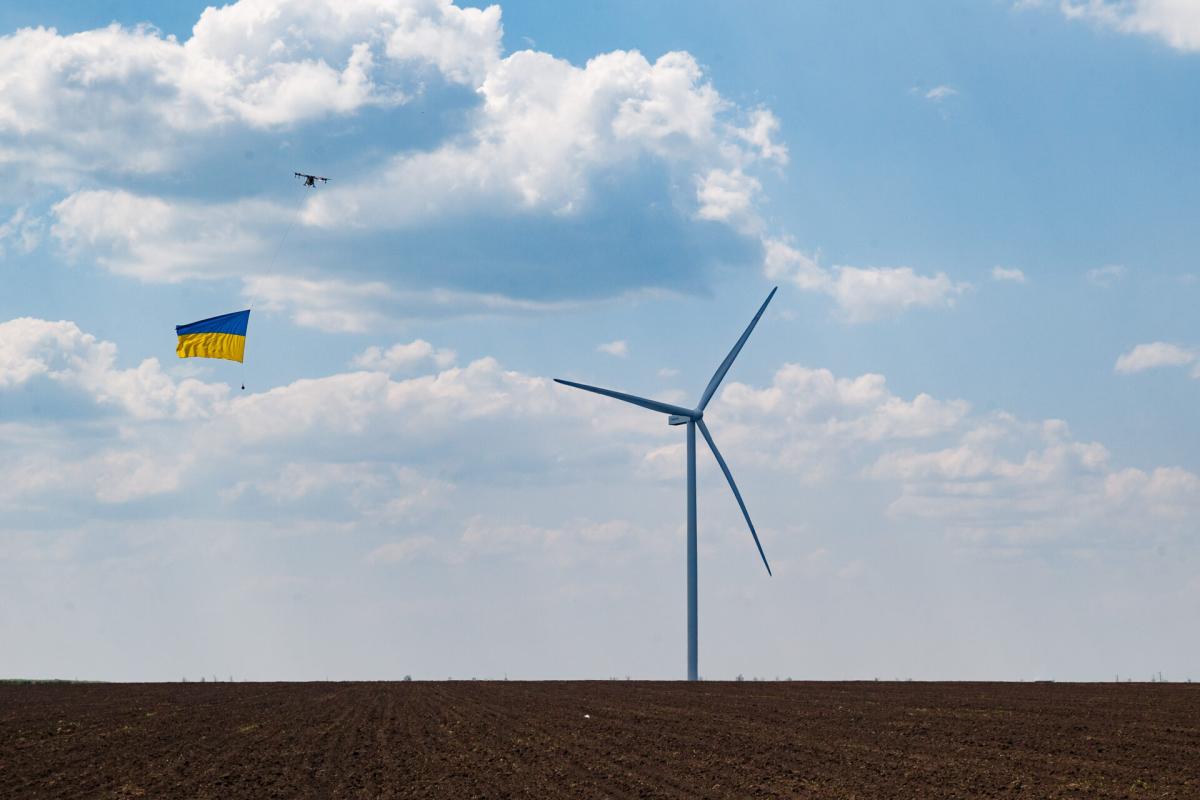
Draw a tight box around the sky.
[2,0,1198,682]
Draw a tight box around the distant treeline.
[0,679,107,685]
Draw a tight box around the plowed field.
[2,681,1197,799]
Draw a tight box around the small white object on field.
[584,713,591,719]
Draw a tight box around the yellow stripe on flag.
[176,332,246,363]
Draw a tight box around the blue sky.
[2,0,1198,681]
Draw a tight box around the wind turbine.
[555,287,776,681]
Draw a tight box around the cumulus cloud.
[19,0,971,330]
[991,266,1027,283]
[924,85,958,102]
[242,274,583,332]
[763,238,828,291]
[242,275,397,333]
[763,238,967,322]
[302,48,785,228]
[0,318,232,507]
[871,414,1200,545]
[1086,264,1126,287]
[353,339,457,372]
[0,317,228,418]
[717,365,971,467]
[703,365,1200,547]
[4,315,1198,572]
[735,108,789,164]
[597,340,629,357]
[695,168,763,231]
[52,190,280,282]
[36,7,790,324]
[1,319,572,515]
[0,207,42,256]
[0,1,502,178]
[1114,342,1198,375]
[828,266,966,322]
[1060,0,1200,52]
[209,358,553,447]
[1104,465,1200,518]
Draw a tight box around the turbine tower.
[555,287,776,681]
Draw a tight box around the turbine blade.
[554,378,696,418]
[697,419,771,576]
[697,287,777,411]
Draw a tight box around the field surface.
[2,681,1198,799]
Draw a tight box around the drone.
[294,172,329,187]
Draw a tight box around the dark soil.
[2,681,1197,798]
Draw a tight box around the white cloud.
[0,1,503,178]
[868,415,1199,544]
[1105,466,1200,518]
[597,340,629,357]
[93,450,189,504]
[0,317,228,418]
[991,266,1027,283]
[691,359,1199,546]
[0,319,583,516]
[924,85,958,102]
[211,356,570,448]
[761,238,967,322]
[0,207,42,256]
[1114,342,1197,374]
[717,365,971,463]
[2,320,928,504]
[48,177,675,333]
[828,265,966,322]
[763,238,828,291]
[242,275,395,333]
[695,168,762,231]
[353,340,457,372]
[241,274,580,331]
[21,0,959,330]
[1086,264,1126,287]
[1060,0,1200,52]
[12,0,970,341]
[657,367,679,378]
[303,48,785,229]
[37,10,788,324]
[52,190,280,283]
[735,108,789,164]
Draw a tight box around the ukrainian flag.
[176,310,250,363]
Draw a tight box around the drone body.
[294,172,329,187]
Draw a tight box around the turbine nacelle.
[668,414,691,426]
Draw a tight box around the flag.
[176,309,250,363]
